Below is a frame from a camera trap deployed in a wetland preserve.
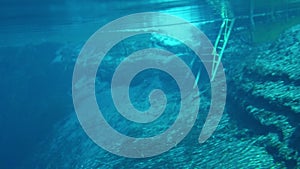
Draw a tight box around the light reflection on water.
[0,0,220,46]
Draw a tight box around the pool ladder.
[193,18,235,87]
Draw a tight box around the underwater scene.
[1,0,300,168]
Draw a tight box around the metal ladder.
[193,18,235,88]
[211,18,235,81]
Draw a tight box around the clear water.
[1,0,299,168]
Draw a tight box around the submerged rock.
[24,24,300,169]
[226,24,300,168]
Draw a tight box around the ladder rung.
[211,18,235,81]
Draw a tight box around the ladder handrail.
[211,18,235,81]
[193,18,235,87]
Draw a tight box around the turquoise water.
[1,0,300,168]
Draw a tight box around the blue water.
[0,1,209,168]
[1,0,300,168]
